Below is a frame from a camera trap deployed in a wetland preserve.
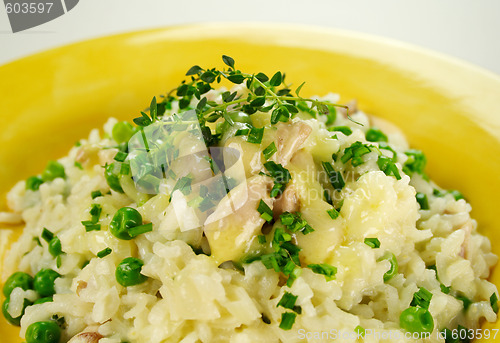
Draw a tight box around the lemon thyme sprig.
[133,55,359,147]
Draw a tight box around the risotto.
[0,56,498,343]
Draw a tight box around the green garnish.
[491,293,499,313]
[433,189,465,201]
[279,212,314,234]
[355,325,365,337]
[171,175,193,197]
[326,208,340,220]
[26,176,44,191]
[307,263,337,281]
[455,294,472,311]
[97,247,112,258]
[365,128,388,142]
[377,155,401,180]
[277,291,298,310]
[410,287,433,310]
[74,161,83,170]
[257,200,273,223]
[91,190,103,199]
[403,149,427,176]
[364,237,380,248]
[81,221,101,232]
[104,163,124,193]
[416,193,430,210]
[341,141,373,167]
[279,312,297,330]
[41,161,66,182]
[262,142,277,160]
[247,127,264,144]
[114,151,128,162]
[322,161,345,191]
[89,204,102,223]
[328,126,352,136]
[112,121,136,144]
[41,228,54,243]
[257,235,267,244]
[379,252,398,282]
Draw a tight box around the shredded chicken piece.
[67,325,102,343]
[204,175,273,263]
[276,122,312,165]
[273,185,299,219]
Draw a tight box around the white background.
[0,0,499,75]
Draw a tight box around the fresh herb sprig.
[134,56,354,139]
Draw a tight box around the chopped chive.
[354,325,365,337]
[257,200,273,223]
[416,193,430,210]
[264,161,291,185]
[270,182,284,198]
[490,293,498,313]
[33,237,42,247]
[440,284,450,294]
[307,263,337,281]
[114,151,128,162]
[364,237,380,248]
[74,161,83,170]
[26,176,44,191]
[277,292,298,310]
[97,247,112,258]
[279,312,297,330]
[455,294,472,311]
[128,223,153,237]
[365,128,388,142]
[91,190,103,199]
[322,162,345,191]
[328,126,352,136]
[326,208,339,220]
[378,252,398,282]
[280,212,295,226]
[56,255,62,268]
[377,155,401,180]
[261,253,280,272]
[247,127,264,144]
[81,221,101,232]
[235,128,250,136]
[403,149,427,176]
[120,163,130,175]
[258,235,267,244]
[410,287,433,310]
[263,142,277,160]
[89,204,102,223]
[171,175,193,196]
[41,228,54,243]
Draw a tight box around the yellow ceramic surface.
[1,23,499,342]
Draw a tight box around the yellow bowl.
[1,23,499,342]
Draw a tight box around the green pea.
[115,257,148,287]
[33,297,53,305]
[48,237,62,257]
[112,121,136,144]
[105,163,124,193]
[399,306,434,334]
[109,207,143,240]
[378,252,398,282]
[26,176,44,191]
[26,321,61,343]
[2,298,33,326]
[3,272,34,298]
[41,161,66,182]
[33,269,60,297]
